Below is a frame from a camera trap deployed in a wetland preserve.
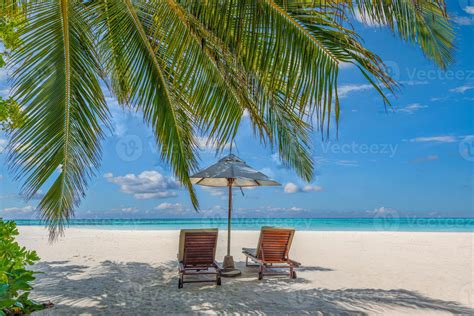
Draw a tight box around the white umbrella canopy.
[190,154,280,187]
[190,154,280,275]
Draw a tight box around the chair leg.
[258,264,264,280]
[245,256,248,267]
[178,273,184,289]
[290,265,297,279]
[216,272,222,286]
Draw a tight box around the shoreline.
[11,217,474,233]
[15,226,474,233]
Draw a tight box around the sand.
[16,227,474,315]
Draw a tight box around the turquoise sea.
[13,218,474,232]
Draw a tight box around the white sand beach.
[17,227,474,315]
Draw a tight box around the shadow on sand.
[32,260,473,315]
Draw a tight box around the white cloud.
[453,16,474,25]
[398,103,428,114]
[19,190,45,200]
[258,167,275,179]
[338,84,373,98]
[409,136,457,143]
[367,206,398,216]
[284,182,299,194]
[271,153,282,166]
[302,184,323,192]
[2,205,35,214]
[289,206,304,211]
[155,202,183,211]
[202,186,225,197]
[104,170,179,200]
[270,153,290,170]
[450,85,474,93]
[464,6,474,14]
[119,207,139,213]
[353,9,386,27]
[284,182,323,194]
[400,80,428,86]
[195,136,230,152]
[134,192,177,199]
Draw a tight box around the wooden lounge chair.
[177,229,222,288]
[242,227,301,280]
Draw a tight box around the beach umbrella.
[190,154,280,276]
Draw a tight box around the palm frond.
[137,0,246,151]
[3,0,456,236]
[94,0,199,208]
[7,0,110,239]
[300,0,454,69]
[141,0,315,180]
[171,0,391,180]
[347,0,455,69]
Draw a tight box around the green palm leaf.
[8,0,110,239]
[2,0,454,237]
[347,0,454,68]
[93,0,200,208]
[137,0,245,150]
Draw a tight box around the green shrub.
[0,220,44,315]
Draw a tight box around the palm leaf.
[137,0,246,151]
[3,0,455,236]
[93,0,199,208]
[169,0,388,179]
[288,0,454,69]
[7,0,110,239]
[347,0,455,69]
[150,0,315,180]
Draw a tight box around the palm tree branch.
[8,0,110,239]
[162,0,315,180]
[161,0,269,143]
[95,0,199,208]
[342,0,454,68]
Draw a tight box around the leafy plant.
[0,14,24,132]
[0,1,454,239]
[0,220,44,315]
[0,98,23,131]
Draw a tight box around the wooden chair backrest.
[256,227,295,262]
[178,229,218,265]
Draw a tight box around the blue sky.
[0,1,473,220]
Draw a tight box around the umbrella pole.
[221,178,240,276]
[227,178,233,256]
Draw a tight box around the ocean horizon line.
[10,217,474,232]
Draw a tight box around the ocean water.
[13,218,474,232]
